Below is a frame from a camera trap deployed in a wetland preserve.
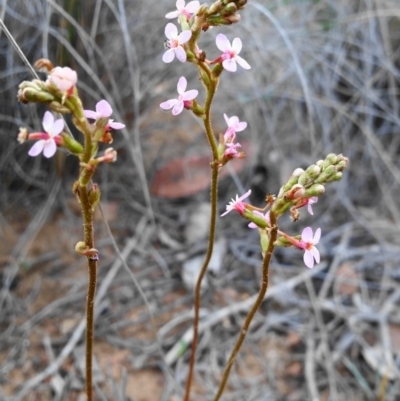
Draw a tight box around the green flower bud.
[336,160,348,172]
[329,172,343,182]
[207,1,222,14]
[49,101,71,114]
[298,171,311,186]
[304,184,325,197]
[61,133,83,155]
[306,164,321,179]
[88,183,101,212]
[212,63,224,77]
[281,168,303,192]
[18,87,55,104]
[260,230,270,255]
[223,2,237,14]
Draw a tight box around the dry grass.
[1,0,400,400]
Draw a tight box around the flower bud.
[49,101,71,114]
[223,3,237,14]
[286,184,305,200]
[207,1,222,14]
[34,58,54,72]
[306,164,320,179]
[17,127,29,144]
[224,13,240,23]
[298,171,311,187]
[197,3,209,15]
[304,184,325,197]
[18,87,55,104]
[336,160,348,172]
[330,172,343,181]
[88,183,101,212]
[61,133,83,155]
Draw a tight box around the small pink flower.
[163,23,192,63]
[28,112,64,158]
[84,100,125,130]
[223,142,243,159]
[248,211,270,229]
[216,34,251,72]
[160,77,198,115]
[306,196,318,215]
[299,227,321,269]
[165,0,200,19]
[221,189,251,217]
[224,114,247,142]
[48,66,77,92]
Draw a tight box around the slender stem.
[183,73,219,401]
[212,212,278,401]
[78,185,97,401]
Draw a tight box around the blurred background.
[1,0,400,400]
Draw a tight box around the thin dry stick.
[212,211,278,401]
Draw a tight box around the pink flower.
[306,196,318,215]
[223,142,243,160]
[163,23,192,63]
[216,34,251,72]
[299,227,321,269]
[48,66,77,92]
[221,189,251,217]
[248,211,270,229]
[165,0,200,19]
[224,114,247,142]
[84,100,125,130]
[28,112,64,158]
[160,77,198,115]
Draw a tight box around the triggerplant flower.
[163,23,192,63]
[223,142,244,160]
[224,114,247,142]
[84,100,125,130]
[299,227,321,268]
[48,66,77,92]
[216,34,251,72]
[221,189,251,216]
[165,0,200,19]
[160,77,198,115]
[28,111,64,158]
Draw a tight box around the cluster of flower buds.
[221,154,349,268]
[201,0,247,28]
[17,62,124,163]
[271,153,349,219]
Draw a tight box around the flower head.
[84,100,125,130]
[160,77,198,116]
[48,66,77,92]
[299,227,321,268]
[28,112,64,158]
[248,211,270,229]
[221,189,251,217]
[224,114,247,142]
[163,24,192,63]
[216,34,251,72]
[165,0,200,19]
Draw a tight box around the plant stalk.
[212,212,278,401]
